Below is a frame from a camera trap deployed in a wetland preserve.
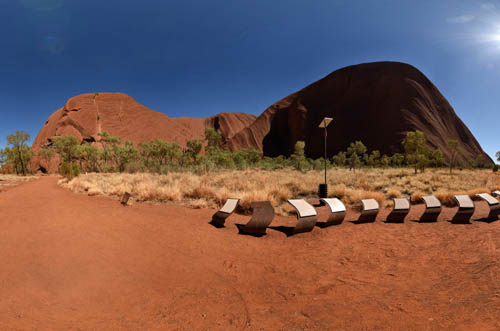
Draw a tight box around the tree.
[112,141,139,172]
[447,140,462,174]
[366,150,381,167]
[204,127,223,150]
[474,155,484,169]
[347,141,367,171]
[98,132,121,169]
[0,149,6,168]
[332,151,347,167]
[496,151,500,163]
[185,139,203,163]
[290,141,310,171]
[6,131,32,175]
[37,147,55,173]
[402,130,428,174]
[78,143,99,172]
[380,154,390,168]
[232,149,261,169]
[431,148,445,168]
[391,153,404,167]
[53,135,79,163]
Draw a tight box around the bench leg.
[325,211,346,226]
[386,210,408,223]
[293,215,317,235]
[210,212,230,228]
[358,209,378,223]
[419,208,441,222]
[487,205,500,221]
[451,208,474,224]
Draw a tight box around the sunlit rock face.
[226,61,492,165]
[32,92,256,171]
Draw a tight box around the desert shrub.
[60,161,80,180]
[291,141,312,172]
[493,164,499,173]
[386,188,402,199]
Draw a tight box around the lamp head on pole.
[318,117,333,129]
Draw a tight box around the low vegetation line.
[60,168,500,216]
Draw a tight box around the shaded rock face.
[226,62,492,164]
[32,93,256,170]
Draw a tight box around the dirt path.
[0,176,499,330]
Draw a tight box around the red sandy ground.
[0,176,499,330]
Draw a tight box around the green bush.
[60,161,80,180]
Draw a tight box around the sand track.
[0,176,499,330]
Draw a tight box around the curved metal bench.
[238,201,275,236]
[492,190,500,197]
[357,199,379,222]
[210,198,239,228]
[476,193,500,221]
[420,195,441,222]
[386,198,410,223]
[319,198,346,226]
[451,195,475,223]
[287,199,318,234]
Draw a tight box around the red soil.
[0,177,499,330]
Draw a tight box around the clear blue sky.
[0,0,499,161]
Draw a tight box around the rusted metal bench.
[357,199,379,222]
[238,201,275,236]
[287,199,318,234]
[210,198,239,228]
[420,195,442,222]
[492,190,500,197]
[319,198,346,226]
[386,198,410,223]
[476,193,500,221]
[451,195,475,223]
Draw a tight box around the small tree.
[79,143,99,172]
[98,132,121,170]
[290,141,310,171]
[447,140,462,174]
[185,139,203,164]
[474,155,484,169]
[53,135,79,163]
[391,153,404,167]
[205,127,223,150]
[0,149,6,168]
[402,130,428,174]
[332,151,347,167]
[60,161,80,180]
[347,141,367,171]
[431,148,445,168]
[368,150,381,167]
[380,154,390,168]
[112,141,139,172]
[6,131,32,175]
[496,151,500,163]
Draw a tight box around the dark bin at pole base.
[318,184,328,199]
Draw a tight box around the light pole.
[318,117,333,201]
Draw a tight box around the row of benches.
[210,190,500,236]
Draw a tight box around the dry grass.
[60,168,500,215]
[0,174,38,190]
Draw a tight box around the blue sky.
[0,0,499,161]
